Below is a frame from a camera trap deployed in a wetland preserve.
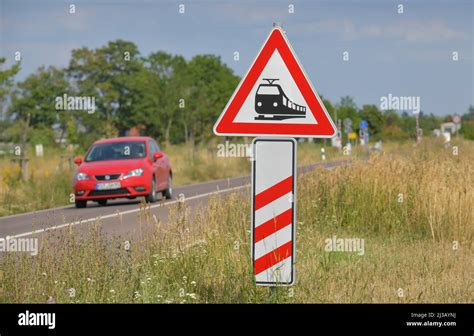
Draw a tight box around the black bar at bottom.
[0,303,471,335]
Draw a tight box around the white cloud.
[378,21,468,42]
[292,19,469,43]
[290,20,358,40]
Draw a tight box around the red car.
[73,136,172,208]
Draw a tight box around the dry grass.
[0,138,472,303]
[0,152,73,216]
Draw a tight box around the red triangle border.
[214,28,336,138]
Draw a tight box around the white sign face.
[35,144,44,157]
[251,138,296,286]
[233,50,317,125]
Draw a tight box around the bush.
[381,125,410,141]
[460,121,474,140]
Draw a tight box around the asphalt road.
[0,159,348,241]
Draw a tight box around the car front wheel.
[145,177,157,203]
[163,175,173,200]
[97,199,107,206]
[75,200,87,208]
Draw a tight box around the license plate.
[95,182,121,190]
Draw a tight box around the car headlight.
[76,172,91,181]
[123,168,144,179]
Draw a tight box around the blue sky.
[0,0,472,116]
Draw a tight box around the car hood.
[78,159,147,176]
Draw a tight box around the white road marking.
[6,184,250,239]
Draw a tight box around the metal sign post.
[251,138,296,285]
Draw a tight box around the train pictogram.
[254,79,306,121]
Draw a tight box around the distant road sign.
[348,132,357,140]
[359,120,368,129]
[343,118,352,128]
[213,27,336,138]
[453,114,461,124]
[343,118,352,134]
[252,138,296,286]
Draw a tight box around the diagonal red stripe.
[255,176,292,210]
[254,241,292,275]
[254,208,292,243]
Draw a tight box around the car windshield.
[85,141,146,162]
[257,85,280,95]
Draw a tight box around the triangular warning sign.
[213,27,336,138]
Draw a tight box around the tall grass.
[0,139,472,303]
[0,153,73,216]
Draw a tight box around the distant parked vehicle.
[73,136,172,208]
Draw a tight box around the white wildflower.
[67,288,76,298]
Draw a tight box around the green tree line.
[1,40,473,149]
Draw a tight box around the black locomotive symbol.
[254,79,306,121]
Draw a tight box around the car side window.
[148,140,156,160]
[153,140,161,153]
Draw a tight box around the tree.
[381,110,408,140]
[335,96,360,132]
[460,105,474,140]
[462,105,474,121]
[67,40,147,137]
[144,52,186,144]
[183,55,239,144]
[399,111,416,136]
[320,95,335,121]
[419,112,442,134]
[359,104,385,139]
[336,96,358,118]
[0,57,20,117]
[8,66,68,133]
[384,109,401,126]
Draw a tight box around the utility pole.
[337,119,342,152]
[415,112,421,145]
[12,113,30,180]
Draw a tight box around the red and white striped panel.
[252,138,296,285]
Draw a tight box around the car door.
[148,140,159,187]
[150,140,166,189]
[156,140,169,189]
